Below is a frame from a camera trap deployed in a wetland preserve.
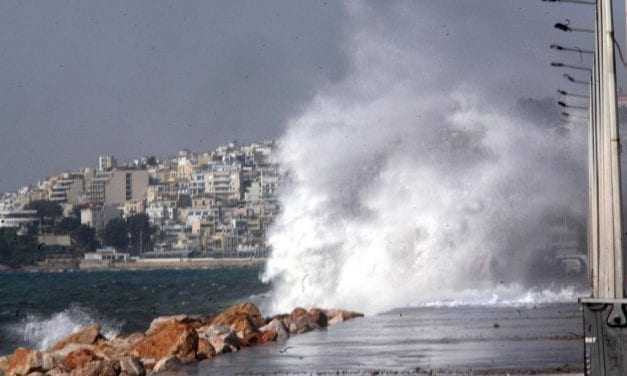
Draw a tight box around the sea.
[0,268,585,374]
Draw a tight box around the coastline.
[1,258,267,273]
[0,303,364,375]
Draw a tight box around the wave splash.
[262,2,587,315]
[415,285,587,308]
[7,305,121,351]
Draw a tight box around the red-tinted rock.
[52,325,103,352]
[5,348,45,376]
[62,349,99,371]
[69,359,119,376]
[130,322,198,363]
[145,315,209,336]
[211,303,264,328]
[118,356,145,376]
[258,330,278,344]
[307,308,328,329]
[196,339,216,360]
[152,356,181,373]
[259,319,289,342]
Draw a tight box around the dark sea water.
[0,269,584,374]
[0,267,269,355]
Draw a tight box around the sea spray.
[262,2,587,315]
[7,305,121,351]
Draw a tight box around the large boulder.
[324,309,364,325]
[211,303,264,328]
[4,348,44,376]
[131,321,198,363]
[196,325,240,354]
[51,325,103,352]
[307,308,328,329]
[94,333,145,361]
[195,339,216,360]
[258,330,278,344]
[230,315,258,341]
[0,355,9,374]
[152,356,181,373]
[287,307,314,334]
[69,359,119,376]
[62,348,100,371]
[145,315,209,336]
[259,319,289,342]
[118,356,145,376]
[45,368,70,376]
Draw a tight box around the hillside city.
[0,141,280,269]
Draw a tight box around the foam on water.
[414,285,587,308]
[7,305,121,351]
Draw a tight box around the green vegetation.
[100,214,154,255]
[0,228,40,268]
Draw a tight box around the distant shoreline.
[0,257,267,273]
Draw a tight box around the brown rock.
[211,303,264,328]
[307,308,328,329]
[258,330,278,344]
[45,368,70,376]
[69,360,119,376]
[196,325,240,354]
[130,322,198,363]
[145,315,209,336]
[94,333,145,361]
[62,349,99,371]
[195,339,215,360]
[290,307,307,321]
[230,315,257,340]
[0,355,10,374]
[51,325,103,352]
[138,359,155,372]
[6,348,43,376]
[259,319,289,342]
[118,357,145,376]
[326,310,364,325]
[152,356,180,373]
[239,332,261,347]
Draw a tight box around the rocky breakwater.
[0,303,363,376]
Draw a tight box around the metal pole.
[597,0,624,299]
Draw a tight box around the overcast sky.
[0,0,614,192]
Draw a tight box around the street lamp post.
[545,0,626,373]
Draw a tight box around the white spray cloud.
[262,2,587,314]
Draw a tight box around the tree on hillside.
[100,218,129,250]
[71,225,98,252]
[55,216,81,234]
[26,200,63,229]
[0,228,39,268]
[126,214,153,255]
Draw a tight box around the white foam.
[262,2,587,316]
[9,305,120,351]
[414,285,587,308]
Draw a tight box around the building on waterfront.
[84,246,130,263]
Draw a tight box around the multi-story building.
[48,173,84,206]
[98,155,117,172]
[85,169,149,206]
[204,164,241,201]
[0,209,38,229]
[105,169,149,205]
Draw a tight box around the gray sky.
[0,0,608,192]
